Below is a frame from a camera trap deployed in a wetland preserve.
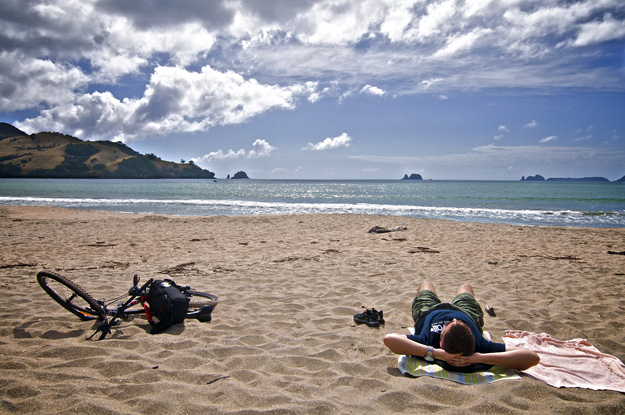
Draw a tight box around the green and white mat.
[398,330,521,385]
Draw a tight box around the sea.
[0,178,624,228]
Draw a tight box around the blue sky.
[1,0,624,180]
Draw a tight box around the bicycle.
[36,270,218,340]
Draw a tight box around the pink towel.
[503,330,625,392]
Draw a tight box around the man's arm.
[383,333,460,361]
[449,346,540,370]
[384,334,540,370]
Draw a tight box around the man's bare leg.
[417,280,437,296]
[456,282,475,297]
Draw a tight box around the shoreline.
[2,204,623,229]
[3,204,625,229]
[1,206,624,414]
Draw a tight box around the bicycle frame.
[88,276,153,340]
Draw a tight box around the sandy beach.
[1,206,624,414]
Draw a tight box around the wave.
[1,196,623,227]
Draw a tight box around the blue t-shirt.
[407,308,506,373]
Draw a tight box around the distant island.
[547,177,610,182]
[401,173,423,180]
[0,122,215,179]
[230,171,250,179]
[521,175,546,181]
[521,175,613,182]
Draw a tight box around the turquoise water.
[0,178,623,227]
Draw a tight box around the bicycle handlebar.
[128,277,154,297]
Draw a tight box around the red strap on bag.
[141,295,154,323]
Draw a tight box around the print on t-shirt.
[430,320,451,334]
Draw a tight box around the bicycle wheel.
[186,291,218,310]
[37,271,106,321]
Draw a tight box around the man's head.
[440,319,475,356]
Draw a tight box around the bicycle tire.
[186,291,218,310]
[37,271,106,321]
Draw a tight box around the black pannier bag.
[143,279,190,334]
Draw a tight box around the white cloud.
[193,148,247,162]
[0,52,89,112]
[379,2,414,42]
[573,14,625,47]
[272,166,304,174]
[303,132,352,151]
[498,125,510,132]
[16,65,315,141]
[293,1,388,45]
[433,28,492,58]
[494,135,504,140]
[523,120,538,128]
[361,85,386,96]
[248,139,276,158]
[87,19,216,82]
[416,0,458,40]
[539,135,558,143]
[421,78,444,90]
[192,139,276,163]
[574,125,594,141]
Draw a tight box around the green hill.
[0,123,214,179]
[0,123,26,140]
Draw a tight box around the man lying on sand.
[384,281,540,372]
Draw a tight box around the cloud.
[494,135,504,141]
[303,132,352,151]
[0,52,89,112]
[2,0,625,141]
[574,125,594,141]
[16,65,315,141]
[433,28,492,58]
[192,139,276,163]
[337,83,385,102]
[421,78,444,90]
[523,120,537,128]
[498,125,510,132]
[96,0,235,31]
[415,0,458,40]
[539,135,558,143]
[349,144,620,165]
[272,166,304,175]
[193,149,247,162]
[574,134,593,141]
[232,0,625,92]
[248,139,277,158]
[360,85,385,96]
[572,14,625,47]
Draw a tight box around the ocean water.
[0,178,623,227]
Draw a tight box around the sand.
[1,206,624,414]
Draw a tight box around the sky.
[1,0,625,180]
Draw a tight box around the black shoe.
[354,308,385,327]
